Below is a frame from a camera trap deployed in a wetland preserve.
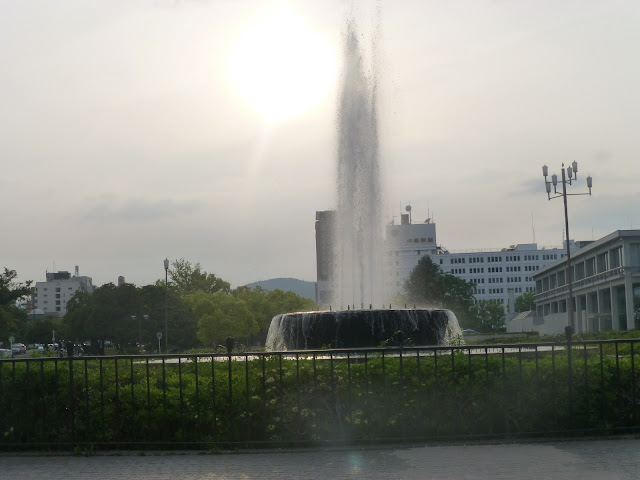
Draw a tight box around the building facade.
[385,217,574,311]
[316,208,573,311]
[32,266,94,317]
[315,210,336,304]
[529,230,640,334]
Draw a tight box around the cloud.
[81,196,203,224]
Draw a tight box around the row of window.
[447,252,564,264]
[407,237,434,243]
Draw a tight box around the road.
[2,438,639,479]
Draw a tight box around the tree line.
[2,256,538,350]
[1,260,316,352]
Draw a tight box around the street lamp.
[542,162,593,332]
[164,258,169,353]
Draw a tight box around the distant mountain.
[244,278,316,301]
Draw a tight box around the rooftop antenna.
[531,212,536,244]
[405,204,412,224]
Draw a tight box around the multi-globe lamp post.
[542,162,592,333]
[164,258,169,354]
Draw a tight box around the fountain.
[265,19,463,351]
[265,309,462,351]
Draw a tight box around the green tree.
[0,268,32,342]
[514,291,536,312]
[468,301,506,332]
[65,282,197,353]
[65,290,95,341]
[186,291,258,346]
[168,258,231,296]
[233,286,317,345]
[402,256,475,325]
[24,317,59,344]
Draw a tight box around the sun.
[229,7,337,123]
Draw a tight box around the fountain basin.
[265,309,461,351]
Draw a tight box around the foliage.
[64,283,196,352]
[0,268,32,342]
[167,258,231,296]
[186,291,259,345]
[515,291,535,312]
[2,340,640,449]
[233,286,317,344]
[468,301,506,332]
[402,256,475,326]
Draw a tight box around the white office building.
[32,266,94,317]
[385,213,576,312]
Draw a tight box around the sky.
[1,0,639,289]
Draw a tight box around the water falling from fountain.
[333,19,385,308]
[266,309,463,351]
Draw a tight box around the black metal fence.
[1,339,639,450]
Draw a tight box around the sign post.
[157,332,163,354]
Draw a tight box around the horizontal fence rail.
[1,339,639,450]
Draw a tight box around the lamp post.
[542,162,592,332]
[164,258,169,354]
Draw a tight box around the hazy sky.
[2,0,639,289]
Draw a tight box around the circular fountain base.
[265,308,461,351]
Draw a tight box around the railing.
[1,340,639,450]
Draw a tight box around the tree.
[468,302,506,332]
[403,256,444,306]
[402,256,475,325]
[64,282,197,353]
[186,291,258,346]
[233,286,317,345]
[0,268,32,305]
[168,259,231,296]
[0,268,32,342]
[514,291,536,312]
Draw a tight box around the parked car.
[11,343,26,355]
[461,329,479,335]
[0,348,12,358]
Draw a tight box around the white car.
[11,343,26,355]
[0,348,12,358]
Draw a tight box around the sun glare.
[229,8,337,123]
